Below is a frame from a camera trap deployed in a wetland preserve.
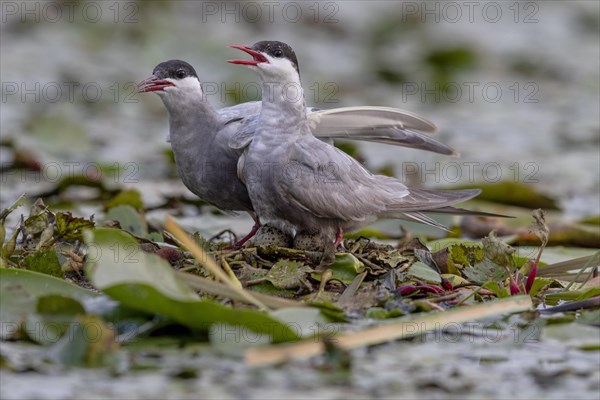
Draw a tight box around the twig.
[428,291,462,303]
[174,270,303,309]
[454,285,486,307]
[220,257,240,288]
[165,215,269,311]
[245,295,532,366]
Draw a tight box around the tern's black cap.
[252,41,299,75]
[153,60,198,80]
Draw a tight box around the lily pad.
[84,228,301,343]
[0,268,98,299]
[25,295,86,345]
[46,314,119,367]
[541,323,600,350]
[106,189,144,210]
[452,181,559,210]
[0,268,99,340]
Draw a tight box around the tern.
[228,41,491,264]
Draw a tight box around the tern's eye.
[273,49,283,58]
[175,69,186,79]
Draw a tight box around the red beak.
[138,75,176,93]
[227,45,268,66]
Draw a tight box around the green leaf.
[307,301,348,323]
[406,261,441,283]
[0,193,26,221]
[55,212,95,240]
[545,288,600,305]
[577,309,600,326]
[374,250,409,269]
[451,181,559,209]
[464,258,508,284]
[575,288,600,301]
[21,295,88,345]
[270,307,337,338]
[366,307,406,319]
[46,314,119,367]
[0,268,98,340]
[312,254,364,285]
[482,231,516,268]
[84,228,301,343]
[463,232,516,283]
[446,242,484,268]
[0,279,36,340]
[427,238,483,253]
[36,294,86,315]
[579,215,600,225]
[248,282,297,298]
[0,268,98,299]
[106,189,144,210]
[528,277,556,297]
[483,281,510,298]
[266,259,312,290]
[24,198,53,235]
[103,205,148,237]
[21,249,63,277]
[440,273,470,287]
[541,323,600,350]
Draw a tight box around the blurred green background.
[1,1,599,235]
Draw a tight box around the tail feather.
[384,188,481,213]
[423,206,513,218]
[401,212,450,231]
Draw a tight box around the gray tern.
[228,41,492,265]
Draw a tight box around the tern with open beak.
[228,41,495,265]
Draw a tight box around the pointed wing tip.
[467,188,482,198]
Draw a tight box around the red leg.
[224,214,261,250]
[334,225,344,248]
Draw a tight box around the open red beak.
[138,75,176,93]
[227,45,268,66]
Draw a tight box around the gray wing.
[217,101,262,122]
[308,106,459,156]
[216,102,262,150]
[308,106,438,133]
[280,141,400,222]
[281,139,479,223]
[229,114,258,150]
[226,105,456,155]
